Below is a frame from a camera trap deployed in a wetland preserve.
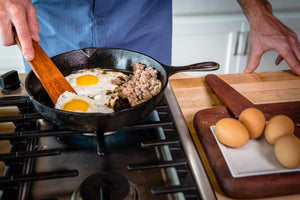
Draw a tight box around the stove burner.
[76,171,137,200]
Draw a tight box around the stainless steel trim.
[164,83,217,200]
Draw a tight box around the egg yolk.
[76,75,99,86]
[63,99,90,112]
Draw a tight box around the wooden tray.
[193,101,300,199]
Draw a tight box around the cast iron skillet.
[25,48,219,153]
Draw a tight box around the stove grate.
[0,96,201,200]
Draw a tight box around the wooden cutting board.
[194,100,300,199]
[169,71,300,199]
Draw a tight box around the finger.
[26,4,40,42]
[291,43,300,62]
[292,63,300,76]
[275,55,283,65]
[282,31,300,75]
[0,16,15,46]
[244,51,262,73]
[278,47,300,76]
[12,14,34,61]
[287,30,300,62]
[288,61,300,76]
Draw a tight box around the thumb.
[244,51,262,73]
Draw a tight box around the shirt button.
[96,18,103,25]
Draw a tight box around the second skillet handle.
[164,61,220,76]
[205,74,256,118]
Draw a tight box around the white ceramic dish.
[210,126,300,178]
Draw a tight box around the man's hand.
[237,0,300,76]
[0,0,40,61]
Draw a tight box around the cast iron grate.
[0,96,201,200]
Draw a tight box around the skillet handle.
[163,61,219,76]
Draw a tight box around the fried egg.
[66,68,126,98]
[55,91,113,113]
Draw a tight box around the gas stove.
[0,72,215,200]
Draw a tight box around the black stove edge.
[164,83,217,200]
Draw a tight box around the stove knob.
[0,70,21,91]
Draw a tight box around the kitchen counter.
[169,70,300,200]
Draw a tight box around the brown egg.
[264,115,295,145]
[215,118,249,148]
[274,135,300,169]
[238,107,266,139]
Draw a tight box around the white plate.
[210,126,300,178]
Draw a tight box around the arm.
[237,0,300,76]
[0,0,40,61]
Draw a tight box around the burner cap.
[80,172,130,200]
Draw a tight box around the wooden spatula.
[205,74,256,118]
[13,29,76,104]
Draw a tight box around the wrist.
[237,0,273,25]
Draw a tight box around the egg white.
[55,68,130,113]
[66,68,126,98]
[55,91,114,113]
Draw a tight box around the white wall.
[0,44,24,74]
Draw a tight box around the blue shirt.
[26,0,172,72]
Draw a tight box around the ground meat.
[114,63,162,107]
[111,75,129,85]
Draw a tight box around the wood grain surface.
[169,70,300,200]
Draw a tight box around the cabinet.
[172,14,249,75]
[172,10,300,75]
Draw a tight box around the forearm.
[236,0,273,26]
